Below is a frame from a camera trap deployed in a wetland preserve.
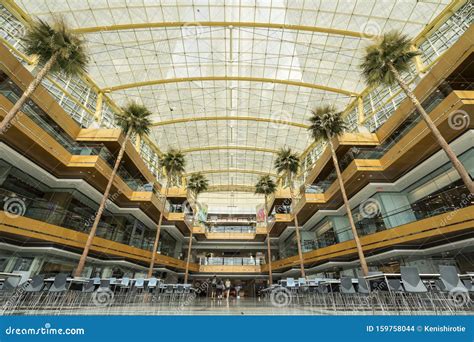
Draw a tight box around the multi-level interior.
[0,0,472,299]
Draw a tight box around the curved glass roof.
[17,0,451,190]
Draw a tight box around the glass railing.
[199,257,265,266]
[302,184,471,252]
[305,85,455,195]
[0,74,153,192]
[206,226,256,233]
[0,188,160,251]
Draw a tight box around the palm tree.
[361,31,474,194]
[255,175,277,284]
[274,148,305,277]
[308,106,369,276]
[184,172,209,284]
[74,102,152,277]
[147,149,186,277]
[0,18,88,134]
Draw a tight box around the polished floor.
[6,298,473,316]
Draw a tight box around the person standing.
[225,278,231,301]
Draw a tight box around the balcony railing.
[199,257,265,266]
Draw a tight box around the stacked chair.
[0,274,197,315]
[263,265,473,314]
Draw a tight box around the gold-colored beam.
[102,76,358,96]
[185,169,278,177]
[152,116,309,129]
[71,21,380,40]
[207,185,258,193]
[181,146,279,154]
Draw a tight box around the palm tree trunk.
[184,231,193,284]
[147,185,169,278]
[74,127,132,277]
[184,191,195,284]
[388,63,474,194]
[326,132,369,276]
[289,185,305,278]
[0,53,58,134]
[265,196,273,284]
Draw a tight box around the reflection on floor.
[7,298,472,316]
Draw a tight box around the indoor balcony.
[290,89,474,230]
[198,257,264,273]
[192,224,267,240]
[264,185,474,273]
[0,204,199,273]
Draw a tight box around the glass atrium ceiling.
[16,0,451,189]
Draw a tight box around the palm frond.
[254,175,277,196]
[160,149,186,182]
[24,17,88,76]
[187,172,209,195]
[360,31,420,87]
[274,148,299,182]
[308,105,347,140]
[116,102,152,136]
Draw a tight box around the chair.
[439,266,468,292]
[387,279,404,293]
[134,278,145,291]
[99,279,111,290]
[48,274,68,293]
[357,277,370,294]
[82,280,95,293]
[1,276,20,291]
[400,267,428,293]
[25,275,44,293]
[340,277,356,294]
[462,279,474,292]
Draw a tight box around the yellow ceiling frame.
[71,21,380,40]
[206,185,259,193]
[181,146,279,154]
[151,116,310,129]
[102,76,358,96]
[185,169,278,177]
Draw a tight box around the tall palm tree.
[255,175,277,284]
[74,102,152,277]
[184,172,209,284]
[274,148,305,277]
[0,18,88,134]
[361,31,474,194]
[147,150,186,277]
[308,106,369,276]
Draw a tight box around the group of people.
[210,275,232,301]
